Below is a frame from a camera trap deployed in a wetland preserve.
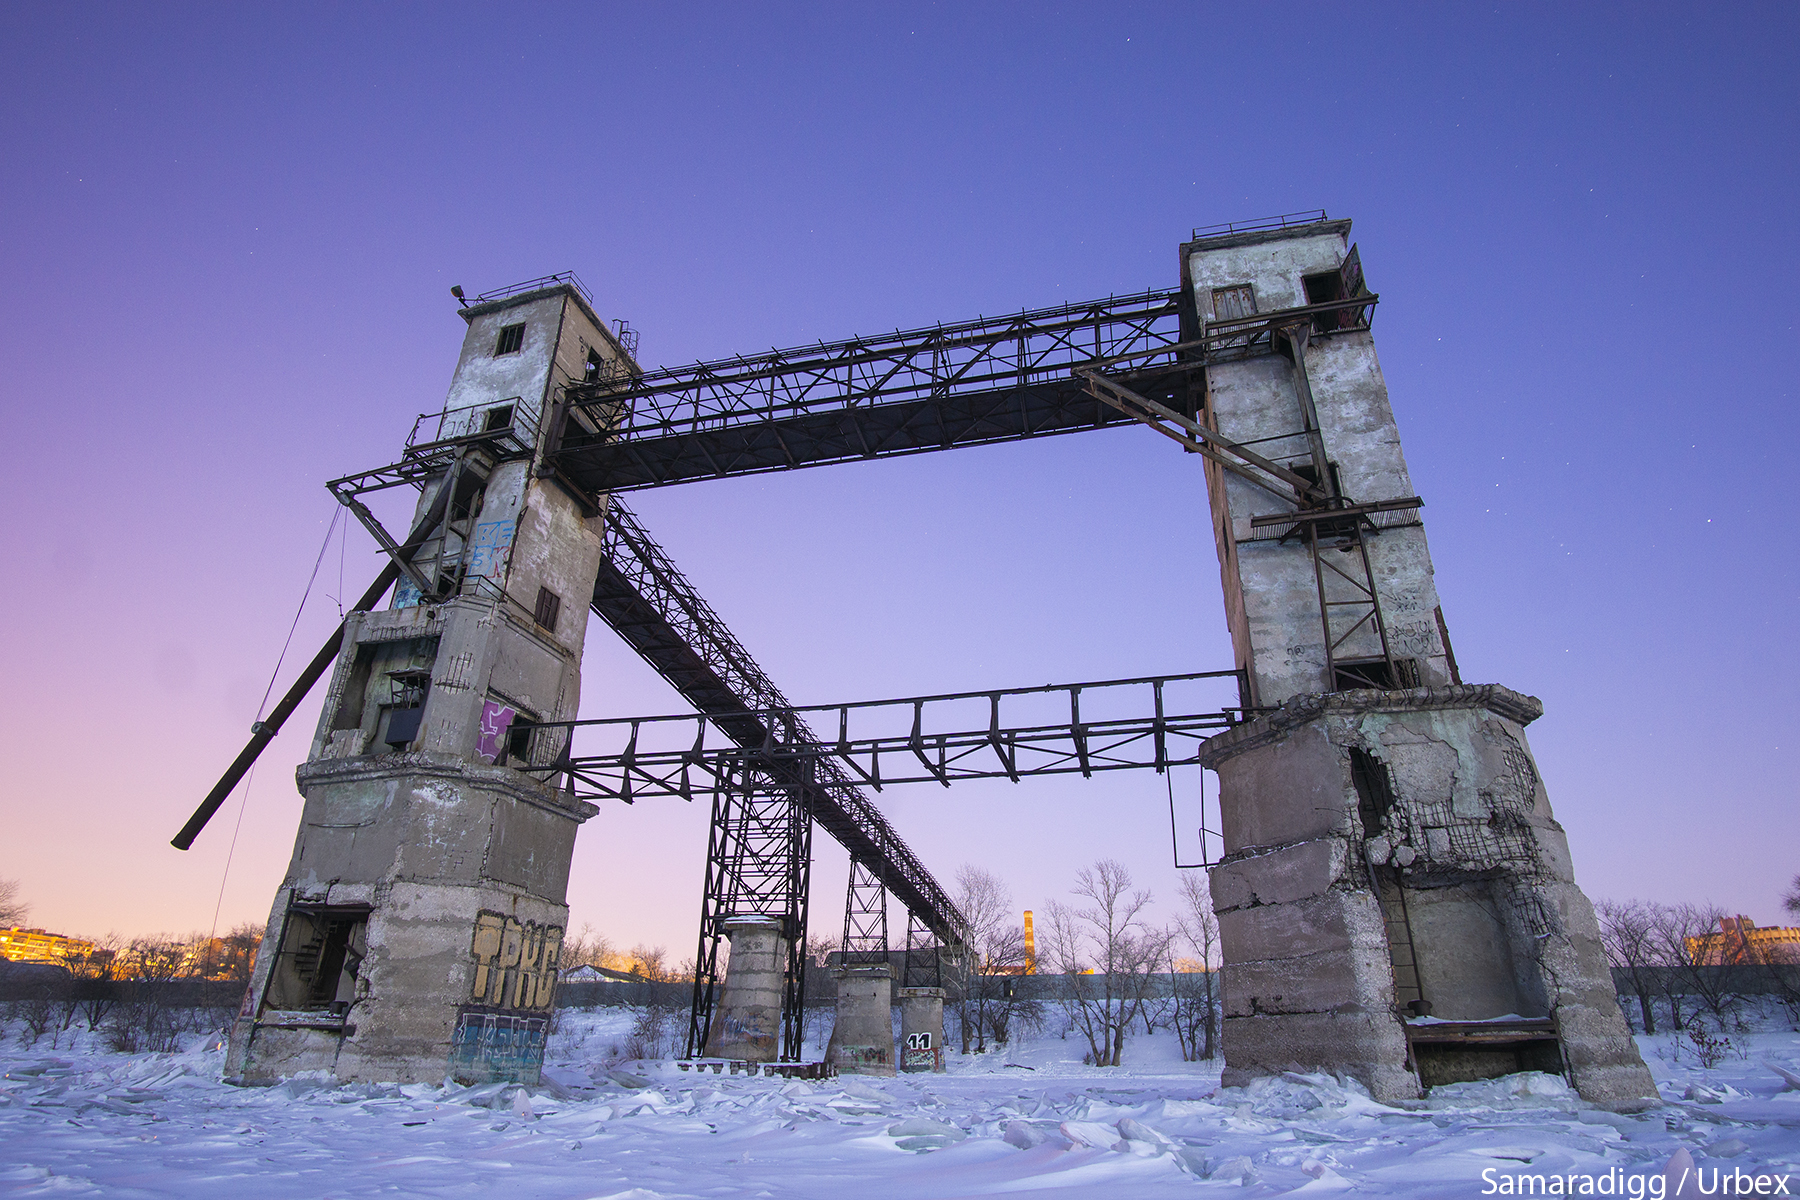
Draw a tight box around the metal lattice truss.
[538,669,1249,804]
[685,761,814,1061]
[840,860,889,968]
[552,289,1192,493]
[903,911,942,991]
[589,500,967,949]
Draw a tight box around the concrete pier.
[1200,685,1655,1108]
[826,965,895,1075]
[703,917,787,1062]
[897,987,945,1073]
[225,281,627,1087]
[1183,220,1654,1109]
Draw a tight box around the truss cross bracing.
[840,860,890,969]
[535,669,1250,805]
[685,760,814,1062]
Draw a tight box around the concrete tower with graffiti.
[225,280,631,1086]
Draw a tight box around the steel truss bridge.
[532,670,1250,805]
[183,215,1400,1061]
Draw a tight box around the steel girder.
[589,499,970,943]
[552,289,1194,493]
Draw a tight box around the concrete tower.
[226,281,630,1086]
[1186,220,1654,1109]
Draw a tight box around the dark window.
[1210,284,1256,321]
[533,586,561,632]
[1349,748,1396,836]
[1302,270,1345,336]
[264,907,369,1014]
[584,349,605,383]
[1302,271,1343,306]
[1333,657,1420,692]
[380,668,430,748]
[1290,460,1343,504]
[483,404,514,432]
[494,323,525,356]
[504,719,535,766]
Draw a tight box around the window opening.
[1302,270,1345,336]
[494,323,525,356]
[483,404,514,432]
[330,636,438,751]
[1289,461,1343,503]
[264,906,369,1014]
[504,719,536,767]
[1210,284,1256,321]
[584,348,605,383]
[381,667,431,748]
[1349,748,1395,836]
[1334,657,1420,692]
[533,586,561,632]
[1335,659,1395,691]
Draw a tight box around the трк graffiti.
[469,912,562,1010]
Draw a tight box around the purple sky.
[3,4,1795,956]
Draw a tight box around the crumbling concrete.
[826,964,895,1076]
[226,283,629,1087]
[1200,686,1654,1108]
[704,917,787,1062]
[1186,223,1654,1109]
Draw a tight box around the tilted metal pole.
[171,484,454,850]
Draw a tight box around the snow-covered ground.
[2,1007,1797,1198]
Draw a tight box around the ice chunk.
[1210,1154,1257,1182]
[1767,1061,1800,1091]
[1003,1121,1049,1150]
[1158,1098,1216,1118]
[1299,1160,1350,1188]
[894,1135,958,1152]
[1117,1117,1173,1147]
[887,1117,964,1141]
[608,1070,652,1089]
[512,1089,534,1119]
[1705,1137,1748,1158]
[1059,1120,1123,1150]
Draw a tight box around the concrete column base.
[898,986,946,1073]
[826,965,894,1075]
[1199,684,1657,1110]
[703,917,787,1062]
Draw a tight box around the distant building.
[0,928,99,965]
[561,964,640,983]
[1686,916,1800,965]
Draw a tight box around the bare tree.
[1040,860,1172,1067]
[64,935,122,1033]
[1649,902,1739,1033]
[627,943,671,982]
[1169,872,1222,1061]
[1785,874,1800,919]
[562,924,622,973]
[804,931,839,970]
[0,878,28,928]
[220,923,262,990]
[108,936,191,1053]
[947,865,1037,1054]
[1596,899,1660,1034]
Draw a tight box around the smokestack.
[1022,910,1035,975]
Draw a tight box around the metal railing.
[402,400,541,461]
[1191,210,1330,241]
[472,271,595,309]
